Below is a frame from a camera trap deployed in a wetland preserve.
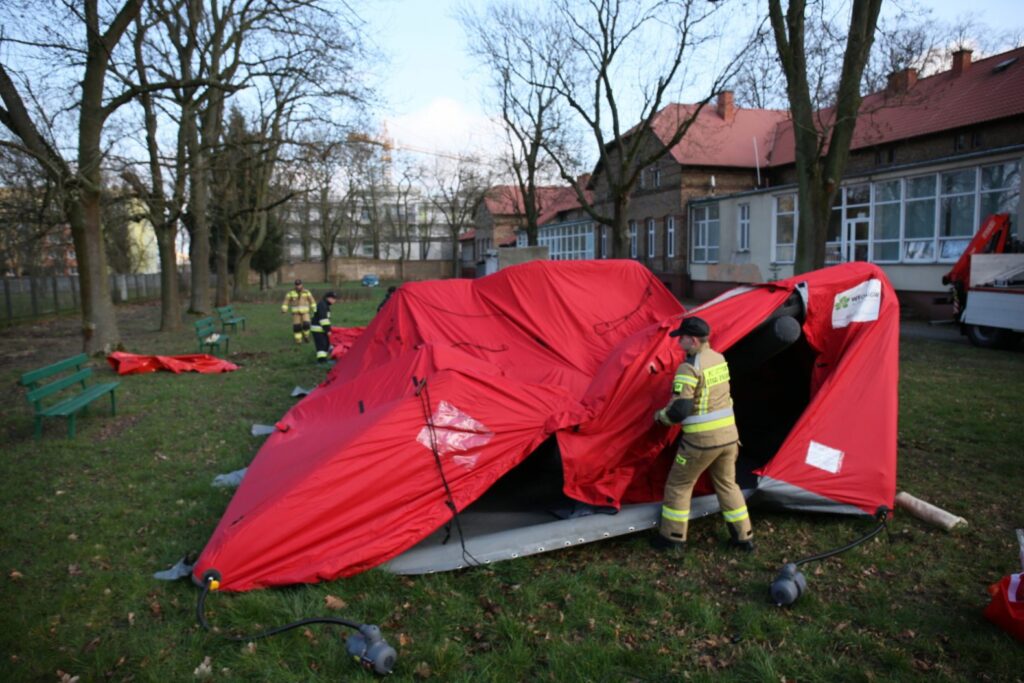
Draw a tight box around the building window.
[538,221,594,260]
[737,203,750,252]
[666,216,676,258]
[938,169,977,260]
[646,218,655,258]
[773,194,796,263]
[601,225,608,258]
[873,180,901,263]
[980,161,1021,219]
[653,167,662,188]
[904,174,936,262]
[629,220,637,258]
[516,231,527,248]
[691,204,720,264]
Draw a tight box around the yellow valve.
[208,579,220,591]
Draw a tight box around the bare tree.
[429,158,493,276]
[386,162,422,261]
[0,147,66,276]
[461,1,571,246]
[769,0,883,273]
[0,0,144,352]
[529,0,748,257]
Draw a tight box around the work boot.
[726,522,756,553]
[727,538,756,553]
[650,533,686,554]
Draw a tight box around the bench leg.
[68,413,76,439]
[34,416,42,440]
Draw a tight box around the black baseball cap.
[324,291,337,299]
[669,316,711,338]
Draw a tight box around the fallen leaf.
[57,670,80,683]
[68,534,78,542]
[67,564,83,577]
[414,661,432,678]
[128,612,136,626]
[9,570,23,581]
[193,656,213,679]
[82,637,100,654]
[243,642,256,655]
[302,628,316,643]
[324,594,348,610]
[399,633,411,647]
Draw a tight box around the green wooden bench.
[216,305,246,333]
[195,317,230,355]
[19,353,120,439]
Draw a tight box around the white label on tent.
[831,278,881,329]
[806,440,844,474]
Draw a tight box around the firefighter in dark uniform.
[651,316,754,553]
[311,291,337,363]
[281,279,317,344]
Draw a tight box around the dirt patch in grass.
[94,413,144,442]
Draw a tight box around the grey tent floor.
[382,486,756,574]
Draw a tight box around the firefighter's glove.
[654,409,673,426]
[281,305,289,313]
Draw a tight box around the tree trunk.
[186,115,211,314]
[794,161,832,274]
[234,252,252,295]
[156,226,182,331]
[323,253,332,283]
[215,225,230,306]
[67,191,119,353]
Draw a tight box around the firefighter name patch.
[831,278,881,329]
[806,440,844,474]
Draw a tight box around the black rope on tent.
[415,378,482,570]
[592,285,654,335]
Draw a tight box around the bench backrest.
[195,317,218,338]
[19,354,93,411]
[216,305,235,318]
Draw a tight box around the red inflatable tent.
[195,260,898,591]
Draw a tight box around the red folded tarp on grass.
[328,326,366,360]
[196,260,898,591]
[107,352,239,375]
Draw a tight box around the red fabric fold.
[107,352,239,375]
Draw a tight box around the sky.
[358,0,1024,161]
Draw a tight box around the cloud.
[383,97,506,161]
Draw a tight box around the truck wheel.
[965,324,1020,349]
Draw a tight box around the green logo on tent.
[835,296,850,311]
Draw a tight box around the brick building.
[501,46,1023,315]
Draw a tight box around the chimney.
[952,49,973,76]
[716,90,735,122]
[886,67,918,95]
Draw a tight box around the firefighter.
[281,279,316,344]
[651,316,754,554]
[311,291,338,363]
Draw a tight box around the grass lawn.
[1,281,1023,682]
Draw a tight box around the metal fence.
[1,273,165,325]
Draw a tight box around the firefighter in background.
[651,316,754,554]
[311,291,338,363]
[281,279,316,344]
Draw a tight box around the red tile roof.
[769,46,1024,166]
[649,103,789,168]
[483,185,573,217]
